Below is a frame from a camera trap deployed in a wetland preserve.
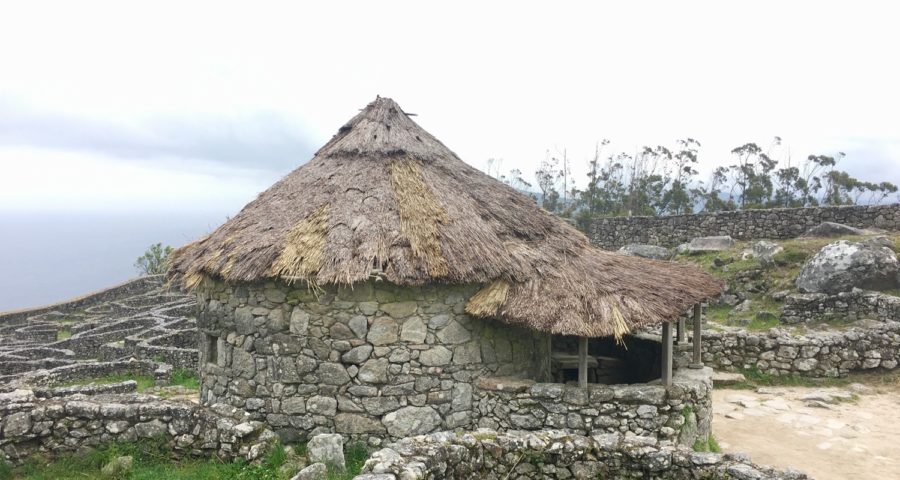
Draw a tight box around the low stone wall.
[472,367,713,448]
[703,321,900,377]
[588,203,900,249]
[0,276,165,325]
[781,290,900,324]
[354,430,808,480]
[1,360,170,391]
[0,391,275,465]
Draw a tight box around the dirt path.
[713,385,900,480]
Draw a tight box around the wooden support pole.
[661,321,673,388]
[578,336,589,387]
[690,303,704,368]
[676,316,686,344]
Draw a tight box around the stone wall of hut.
[196,278,551,444]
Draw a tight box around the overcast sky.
[2,1,899,215]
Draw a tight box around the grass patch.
[1,439,368,480]
[692,435,722,453]
[883,288,900,298]
[170,369,200,390]
[57,374,156,392]
[56,330,72,341]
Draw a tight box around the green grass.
[326,443,368,480]
[56,330,72,341]
[0,440,368,480]
[170,369,200,390]
[692,435,722,453]
[57,374,156,392]
[884,288,900,297]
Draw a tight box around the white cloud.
[0,0,898,210]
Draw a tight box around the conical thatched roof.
[171,97,722,337]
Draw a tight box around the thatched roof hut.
[171,97,722,339]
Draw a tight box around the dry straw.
[170,96,723,337]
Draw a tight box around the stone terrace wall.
[0,390,275,465]
[588,204,900,249]
[472,367,713,448]
[354,430,808,480]
[0,276,165,326]
[781,290,900,324]
[703,321,900,377]
[1,360,169,391]
[197,279,550,444]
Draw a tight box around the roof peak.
[314,96,452,162]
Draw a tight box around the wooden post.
[690,303,704,368]
[661,321,673,388]
[578,336,589,387]
[676,316,686,344]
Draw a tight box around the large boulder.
[683,236,735,253]
[618,244,671,260]
[796,238,899,294]
[802,222,873,238]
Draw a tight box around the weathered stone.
[307,396,337,416]
[382,406,441,437]
[342,345,374,364]
[452,342,481,364]
[419,346,453,366]
[348,315,369,338]
[428,313,452,329]
[282,397,307,415]
[307,433,345,471]
[317,362,351,385]
[135,419,167,438]
[400,316,427,343]
[291,462,327,480]
[380,301,418,319]
[685,236,735,253]
[232,348,256,378]
[796,239,899,293]
[358,358,390,384]
[362,396,401,415]
[334,413,386,434]
[436,320,471,344]
[3,412,32,437]
[330,322,356,340]
[290,309,310,336]
[367,317,399,345]
[451,383,473,412]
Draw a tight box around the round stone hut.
[170,97,722,444]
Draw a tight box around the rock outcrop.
[796,238,899,293]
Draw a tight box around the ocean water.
[0,211,231,312]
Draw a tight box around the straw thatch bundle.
[170,97,722,337]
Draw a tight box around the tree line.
[490,137,898,230]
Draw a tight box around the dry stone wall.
[781,290,900,324]
[588,204,900,249]
[197,279,550,445]
[472,367,713,448]
[354,429,808,480]
[0,390,275,465]
[702,321,900,376]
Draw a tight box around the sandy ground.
[713,385,900,480]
